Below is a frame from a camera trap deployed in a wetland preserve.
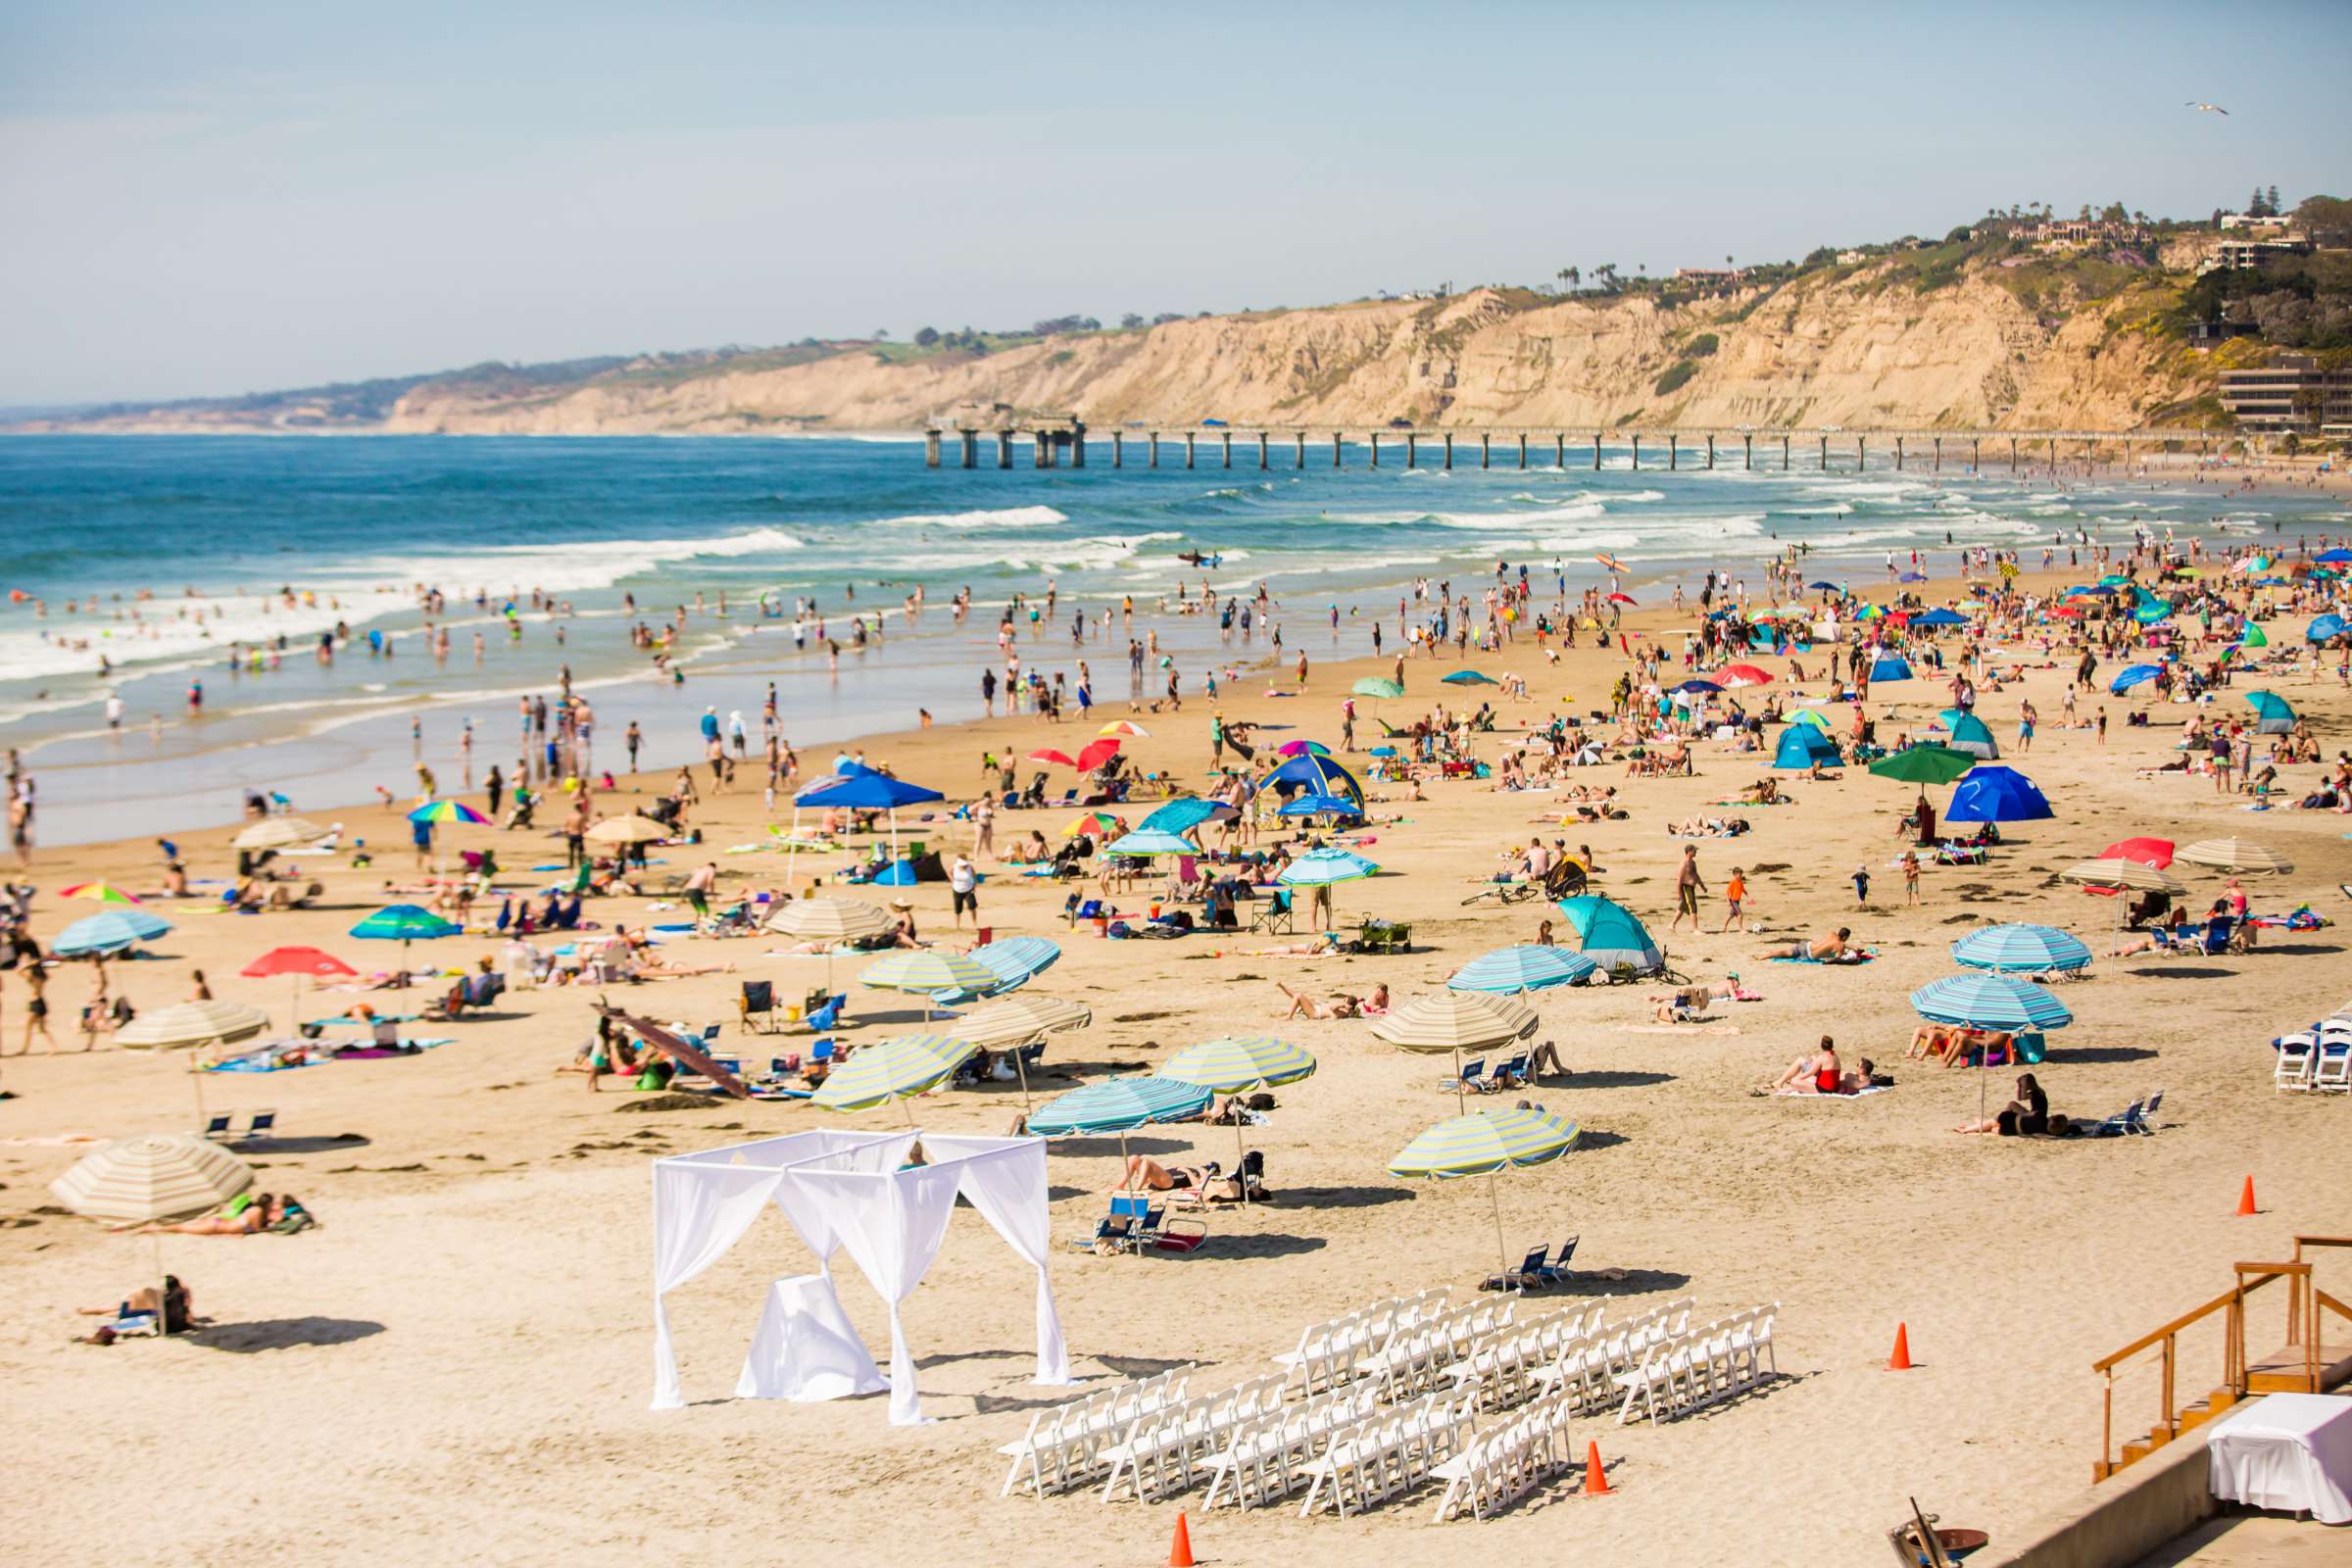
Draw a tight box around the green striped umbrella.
[858,950,1000,1018]
[1028,1074,1213,1174]
[1158,1037,1315,1204]
[811,1033,976,1119]
[1390,1107,1582,1277]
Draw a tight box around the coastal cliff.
[24,251,2238,436]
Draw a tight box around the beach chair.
[2276,1034,2317,1092]
[199,1112,235,1141]
[1249,888,1295,935]
[1016,1041,1048,1075]
[241,1109,278,1144]
[1074,1195,1152,1253]
[1135,1203,1208,1255]
[2315,1052,2351,1095]
[738,980,778,1034]
[1446,1057,1488,1095]
[2088,1096,2147,1138]
[1485,1247,1553,1294]
[1489,1053,1530,1091]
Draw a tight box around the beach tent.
[1945,766,2053,823]
[1772,724,1841,769]
[649,1130,1068,1423]
[2243,690,2296,735]
[1265,752,1365,807]
[1865,655,1914,682]
[1912,608,1968,627]
[796,771,945,864]
[1937,710,2000,760]
[1553,895,1663,973]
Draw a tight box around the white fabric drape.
[649,1159,786,1410]
[794,1162,964,1424]
[928,1136,1071,1389]
[736,1273,888,1401]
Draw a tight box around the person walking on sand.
[1672,844,1706,932]
[1901,851,1921,906]
[1720,865,1748,933]
[949,852,979,929]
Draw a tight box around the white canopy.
[650,1129,1070,1424]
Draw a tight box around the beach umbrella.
[55,908,172,957]
[795,770,945,863]
[1350,676,1405,701]
[1028,1074,1214,1173]
[1373,990,1538,1108]
[116,998,271,1119]
[2306,614,2347,643]
[51,1132,257,1334]
[1389,1107,1581,1276]
[2109,664,2163,693]
[1159,1036,1317,1200]
[1807,580,1845,593]
[1772,724,1841,769]
[1367,746,1399,758]
[1442,669,1498,686]
[766,895,891,944]
[1278,845,1379,924]
[1274,739,1333,757]
[858,950,999,1017]
[1606,592,1639,607]
[1945,766,2052,823]
[2176,838,2293,875]
[241,944,361,1038]
[408,799,490,825]
[231,816,332,852]
[347,905,460,981]
[584,813,671,846]
[1720,664,1775,687]
[952,993,1091,1106]
[1951,924,2092,974]
[2062,858,2183,893]
[1028,748,1081,768]
[2243,691,2296,735]
[967,936,1062,993]
[1912,973,2073,1032]
[57,881,144,906]
[1061,810,1127,839]
[1868,746,1977,786]
[1913,608,1969,627]
[597,1007,748,1099]
[1074,738,1122,772]
[1447,945,1598,995]
[812,1033,976,1120]
[2099,837,2174,868]
[1139,797,1234,835]
[2316,549,2352,564]
[1788,708,1834,732]
[1102,827,1202,858]
[1672,679,1724,697]
[1097,719,1151,738]
[1939,710,2001,760]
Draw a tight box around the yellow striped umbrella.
[1370,993,1539,1054]
[858,950,999,1019]
[811,1033,976,1118]
[1158,1037,1316,1204]
[1389,1107,1582,1277]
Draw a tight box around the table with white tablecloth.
[2208,1393,2352,1524]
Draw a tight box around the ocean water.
[0,434,2339,846]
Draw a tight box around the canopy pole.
[1490,1173,1510,1280]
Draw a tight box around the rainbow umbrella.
[1097,720,1152,739]
[408,799,490,825]
[57,881,144,906]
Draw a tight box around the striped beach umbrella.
[50,1133,255,1224]
[115,1000,270,1053]
[1951,924,2093,974]
[1372,991,1539,1054]
[2061,858,2183,894]
[57,881,144,906]
[967,936,1062,993]
[231,816,332,851]
[766,896,891,942]
[1028,1075,1211,1135]
[1102,828,1202,858]
[1390,1107,1582,1276]
[1158,1036,1317,1094]
[1447,946,1598,995]
[1098,719,1151,739]
[1139,799,1233,835]
[408,799,490,825]
[953,995,1092,1049]
[1277,847,1378,889]
[1910,974,2074,1032]
[811,1034,975,1117]
[54,908,172,957]
[858,950,1000,1015]
[2176,838,2293,874]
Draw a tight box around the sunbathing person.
[1185,1151,1268,1204]
[119,1195,278,1235]
[1649,977,1740,1021]
[1113,1154,1220,1193]
[1361,982,1391,1016]
[623,932,736,977]
[1525,1039,1568,1077]
[1906,1022,1957,1061]
[1755,928,1853,961]
[77,1275,197,1341]
[1954,1072,2052,1135]
[1273,982,1360,1020]
[1759,1037,1842,1095]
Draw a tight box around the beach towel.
[1618,1023,1741,1036]
[1772,1085,1890,1100]
[1765,950,1877,964]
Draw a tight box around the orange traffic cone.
[2237,1176,2257,1216]
[1584,1441,1612,1494]
[1886,1322,1913,1371]
[1167,1511,1195,1568]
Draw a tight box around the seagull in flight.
[2185,101,2230,115]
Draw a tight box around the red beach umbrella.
[1721,664,1775,687]
[240,946,360,1037]
[1027,749,1080,768]
[1075,738,1123,772]
[2099,838,2175,869]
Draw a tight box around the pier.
[923,421,2218,474]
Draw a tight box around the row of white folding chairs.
[1358,1298,1516,1399]
[1200,1384,1386,1510]
[2275,1024,2352,1092]
[1099,1373,1293,1503]
[1274,1287,1451,1394]
[1529,1297,1695,1410]
[997,1363,1196,1495]
[1614,1305,1779,1425]
[1297,1381,1485,1518]
[1429,1387,1580,1523]
[1440,1304,1607,1411]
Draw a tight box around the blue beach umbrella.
[348,904,461,972]
[1951,924,2092,974]
[1672,679,1725,696]
[1027,1075,1213,1166]
[1441,669,1498,686]
[1139,798,1233,836]
[54,908,173,957]
[1277,847,1380,886]
[2109,663,2163,693]
[2307,614,2347,644]
[1103,828,1202,858]
[1278,793,1360,820]
[1945,766,2052,823]
[2317,549,2352,564]
[795,770,945,861]
[1447,946,1597,994]
[1911,973,2074,1032]
[967,936,1061,994]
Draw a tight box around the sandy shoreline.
[4,563,2351,1566]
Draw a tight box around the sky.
[2,0,2348,406]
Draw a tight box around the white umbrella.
[114,1000,270,1122]
[51,1134,257,1334]
[231,816,331,852]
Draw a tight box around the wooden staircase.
[2094,1236,2352,1481]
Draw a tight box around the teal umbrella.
[1277,846,1379,927]
[1442,669,1498,686]
[348,904,461,981]
[1351,676,1405,700]
[1102,828,1201,858]
[1447,946,1597,994]
[55,908,173,957]
[1027,1074,1214,1174]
